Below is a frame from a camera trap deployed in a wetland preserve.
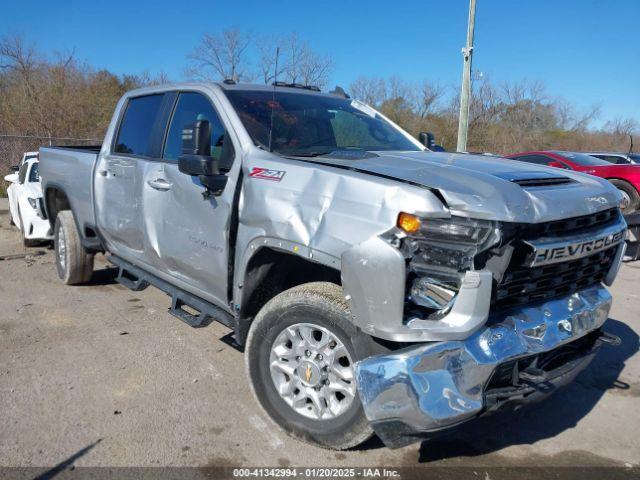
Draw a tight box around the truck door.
[141,90,238,307]
[94,93,170,264]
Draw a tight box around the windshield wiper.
[280,151,331,157]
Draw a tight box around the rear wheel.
[245,282,382,450]
[54,210,94,285]
[609,179,639,215]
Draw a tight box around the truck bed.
[38,146,100,237]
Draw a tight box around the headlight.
[397,213,501,317]
[28,197,37,209]
[398,213,500,272]
[397,213,496,244]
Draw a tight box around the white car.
[4,155,53,245]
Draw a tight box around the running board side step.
[109,255,235,329]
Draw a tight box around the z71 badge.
[249,167,286,182]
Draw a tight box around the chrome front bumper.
[354,285,613,448]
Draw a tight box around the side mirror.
[548,161,568,169]
[418,132,445,151]
[178,119,228,196]
[4,173,18,184]
[419,132,436,149]
[10,164,19,172]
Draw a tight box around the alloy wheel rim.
[269,322,356,420]
[57,226,66,270]
[619,189,631,210]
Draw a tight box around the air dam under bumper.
[354,285,613,449]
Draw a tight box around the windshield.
[224,89,422,156]
[553,151,612,166]
[629,154,640,163]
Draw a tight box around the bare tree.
[415,81,444,118]
[349,76,386,106]
[255,35,288,84]
[187,28,253,82]
[281,33,332,88]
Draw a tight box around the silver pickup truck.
[39,82,627,450]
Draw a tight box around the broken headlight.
[397,214,501,316]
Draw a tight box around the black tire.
[54,210,94,285]
[609,179,640,215]
[245,282,385,450]
[17,206,39,247]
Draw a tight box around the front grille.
[493,247,616,309]
[520,208,620,238]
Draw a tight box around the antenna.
[268,47,280,153]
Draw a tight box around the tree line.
[0,29,637,173]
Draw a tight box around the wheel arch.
[605,177,639,191]
[44,183,103,252]
[235,245,342,346]
[44,184,73,229]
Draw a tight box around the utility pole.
[456,0,477,152]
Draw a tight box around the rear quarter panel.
[39,147,99,234]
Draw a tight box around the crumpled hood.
[313,151,622,223]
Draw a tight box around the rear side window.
[28,163,39,182]
[114,94,164,156]
[163,92,232,168]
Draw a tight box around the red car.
[506,150,640,214]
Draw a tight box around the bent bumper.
[354,285,613,448]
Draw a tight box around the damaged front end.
[345,207,627,448]
[355,285,616,448]
[342,213,506,342]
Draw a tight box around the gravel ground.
[0,198,639,476]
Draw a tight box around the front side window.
[114,94,165,157]
[224,90,421,156]
[28,162,39,182]
[163,92,231,168]
[512,155,553,165]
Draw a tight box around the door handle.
[147,178,172,191]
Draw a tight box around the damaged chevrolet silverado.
[39,82,627,449]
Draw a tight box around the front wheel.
[245,282,381,450]
[54,210,94,285]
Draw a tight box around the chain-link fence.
[0,134,100,196]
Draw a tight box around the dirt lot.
[0,198,639,475]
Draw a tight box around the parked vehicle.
[584,152,639,165]
[8,151,39,173]
[507,150,640,214]
[39,83,626,450]
[4,155,52,245]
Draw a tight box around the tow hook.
[598,331,621,347]
[519,366,548,384]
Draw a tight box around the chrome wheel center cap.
[298,360,322,387]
